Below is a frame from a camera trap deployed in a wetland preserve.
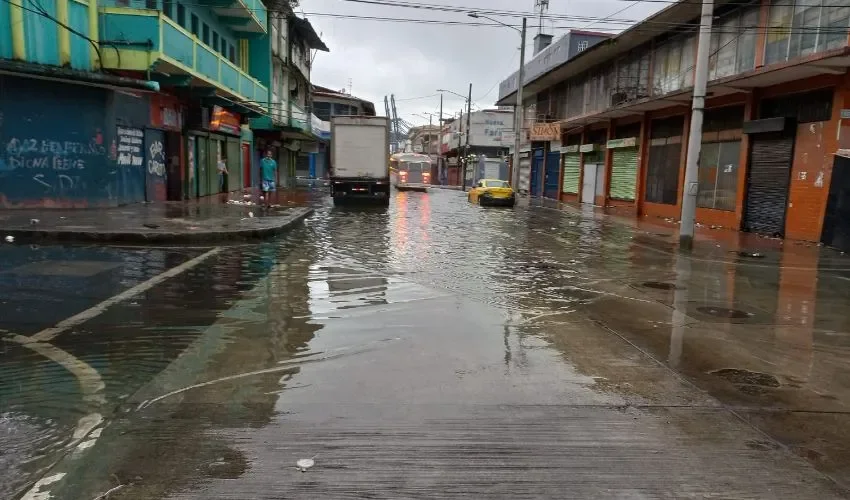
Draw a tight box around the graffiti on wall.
[147,140,165,176]
[1,132,107,196]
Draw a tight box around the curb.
[0,207,314,244]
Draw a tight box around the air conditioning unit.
[611,92,628,106]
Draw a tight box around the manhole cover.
[696,306,753,319]
[641,281,679,290]
[737,251,766,259]
[709,368,780,387]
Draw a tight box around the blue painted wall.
[0,75,149,207]
[0,1,11,60]
[248,36,270,87]
[0,0,93,69]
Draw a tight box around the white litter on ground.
[5,236,14,243]
[296,456,316,472]
[248,212,254,218]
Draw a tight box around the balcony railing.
[99,9,267,107]
[161,17,267,104]
[290,103,309,131]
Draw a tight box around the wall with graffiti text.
[0,75,149,208]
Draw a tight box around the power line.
[581,0,642,30]
[301,11,850,35]
[395,93,440,101]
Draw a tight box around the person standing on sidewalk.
[217,153,229,193]
[261,150,278,209]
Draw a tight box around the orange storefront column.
[784,90,841,242]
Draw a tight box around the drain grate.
[696,306,753,319]
[641,281,679,290]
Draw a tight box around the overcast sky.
[302,0,665,127]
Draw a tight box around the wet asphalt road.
[4,188,850,499]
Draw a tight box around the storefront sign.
[579,144,599,153]
[116,127,144,167]
[210,106,241,135]
[606,137,637,149]
[529,122,561,142]
[150,95,183,130]
[560,145,579,154]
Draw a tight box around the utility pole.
[439,93,444,185]
[679,0,714,251]
[512,18,527,191]
[462,83,472,190]
[457,108,463,187]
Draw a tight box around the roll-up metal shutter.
[610,148,638,201]
[743,136,794,235]
[562,153,581,194]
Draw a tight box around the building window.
[577,40,589,52]
[736,9,759,73]
[212,32,219,52]
[760,88,834,123]
[652,32,696,95]
[176,3,185,28]
[202,23,210,45]
[147,0,159,11]
[765,0,850,65]
[220,40,228,58]
[698,141,740,211]
[313,102,331,121]
[191,14,199,36]
[229,44,236,64]
[645,116,685,206]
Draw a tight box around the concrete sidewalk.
[0,199,312,244]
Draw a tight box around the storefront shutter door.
[610,148,638,201]
[562,153,581,194]
[743,136,794,235]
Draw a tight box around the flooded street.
[4,189,850,498]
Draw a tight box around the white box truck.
[330,116,391,206]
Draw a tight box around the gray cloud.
[304,0,664,126]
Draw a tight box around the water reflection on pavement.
[4,189,850,499]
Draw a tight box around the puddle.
[695,306,754,320]
[709,368,781,388]
[641,281,679,291]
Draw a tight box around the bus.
[389,152,432,192]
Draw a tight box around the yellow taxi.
[467,179,516,207]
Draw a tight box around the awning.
[0,60,160,93]
[292,17,329,52]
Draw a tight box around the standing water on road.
[3,189,850,499]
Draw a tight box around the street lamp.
[468,12,526,191]
[436,88,469,101]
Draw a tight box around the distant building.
[440,109,514,187]
[408,126,442,155]
[312,86,377,121]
